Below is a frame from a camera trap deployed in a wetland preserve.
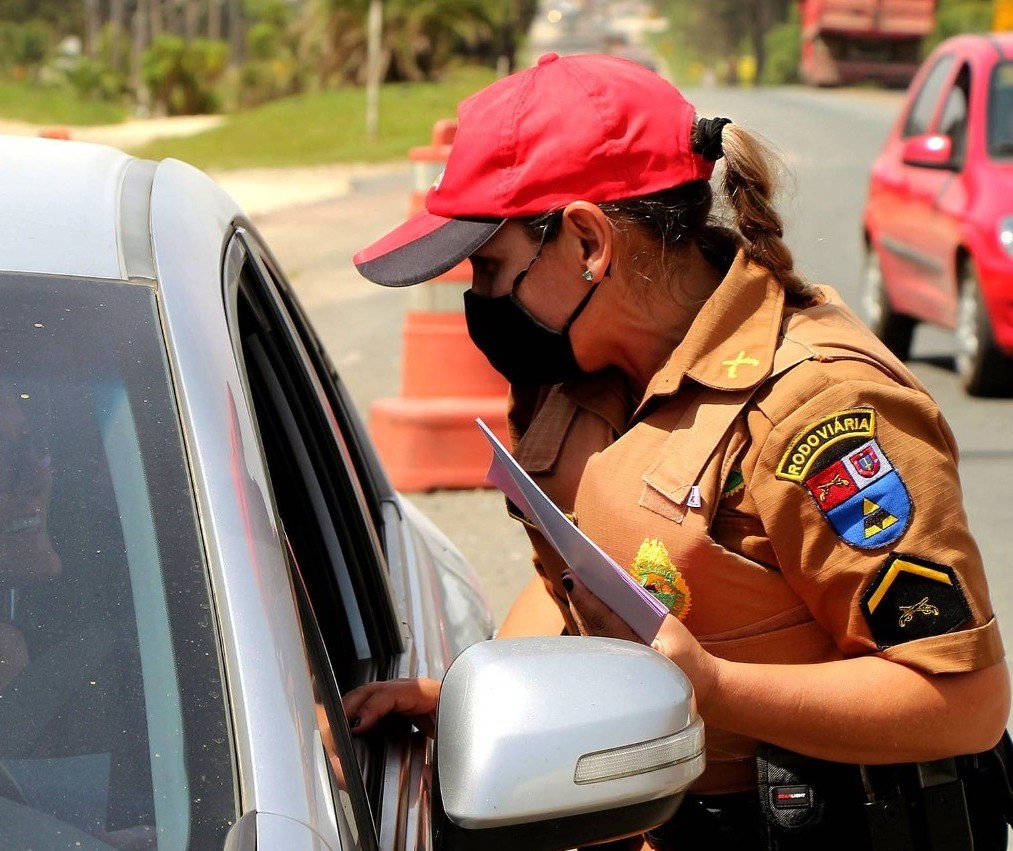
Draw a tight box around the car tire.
[862,244,915,360]
[955,261,1013,396]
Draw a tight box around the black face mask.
[463,258,599,387]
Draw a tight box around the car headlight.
[999,216,1013,258]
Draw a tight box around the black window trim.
[253,242,397,518]
[223,226,403,660]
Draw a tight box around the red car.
[862,33,1013,396]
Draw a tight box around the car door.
[224,227,447,851]
[869,50,957,319]
[903,59,973,325]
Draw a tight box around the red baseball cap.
[354,52,715,287]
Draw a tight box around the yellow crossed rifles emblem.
[898,597,939,628]
[722,350,760,379]
[861,554,969,648]
[817,473,850,502]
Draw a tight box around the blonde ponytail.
[718,124,819,302]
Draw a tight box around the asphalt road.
[254,86,1013,698]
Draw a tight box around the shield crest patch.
[775,408,911,549]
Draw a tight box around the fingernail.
[561,575,574,593]
[351,716,361,729]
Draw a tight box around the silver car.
[0,136,704,851]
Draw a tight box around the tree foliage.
[142,35,229,114]
[0,0,83,35]
[927,0,994,51]
[299,0,536,86]
[656,0,793,81]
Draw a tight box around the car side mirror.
[431,636,705,851]
[901,133,956,169]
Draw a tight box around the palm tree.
[384,0,494,81]
[302,0,497,86]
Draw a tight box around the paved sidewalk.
[213,162,405,217]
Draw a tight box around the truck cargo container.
[800,0,936,86]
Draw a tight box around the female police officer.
[346,53,1010,849]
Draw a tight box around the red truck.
[799,0,936,86]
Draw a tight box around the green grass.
[128,66,498,169]
[0,82,127,125]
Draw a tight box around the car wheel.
[955,261,1013,396]
[861,245,915,359]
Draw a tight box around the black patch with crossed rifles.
[860,553,971,650]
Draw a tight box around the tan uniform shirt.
[507,251,1004,793]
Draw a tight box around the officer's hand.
[651,614,718,709]
[563,571,718,708]
[342,677,441,737]
[561,570,644,643]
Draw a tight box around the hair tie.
[693,117,732,162]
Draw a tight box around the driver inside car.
[0,379,60,691]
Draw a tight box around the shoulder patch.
[860,554,971,650]
[775,407,911,549]
[775,408,876,482]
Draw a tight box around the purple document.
[477,419,668,643]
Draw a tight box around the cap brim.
[353,211,504,287]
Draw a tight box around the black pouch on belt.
[756,743,865,851]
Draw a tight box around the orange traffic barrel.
[368,120,510,492]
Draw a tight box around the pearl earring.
[582,269,594,281]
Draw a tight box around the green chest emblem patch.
[722,469,745,499]
[630,538,691,620]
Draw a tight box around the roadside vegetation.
[0,0,1002,168]
[0,79,125,124]
[0,0,532,165]
[128,64,495,169]
[0,0,534,117]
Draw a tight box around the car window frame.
[290,556,382,851]
[222,227,407,816]
[986,59,1013,159]
[902,52,959,139]
[936,61,972,166]
[226,228,402,658]
[252,246,398,524]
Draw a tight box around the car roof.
[990,32,1013,59]
[934,32,1013,62]
[0,135,141,279]
[0,135,241,287]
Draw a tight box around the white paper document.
[477,419,668,643]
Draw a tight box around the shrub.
[0,19,53,79]
[61,55,127,101]
[925,1,993,53]
[142,36,229,115]
[761,11,801,85]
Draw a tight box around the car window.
[293,566,380,851]
[903,53,956,137]
[0,275,236,851]
[256,249,396,529]
[225,232,402,807]
[988,61,1013,157]
[938,64,970,164]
